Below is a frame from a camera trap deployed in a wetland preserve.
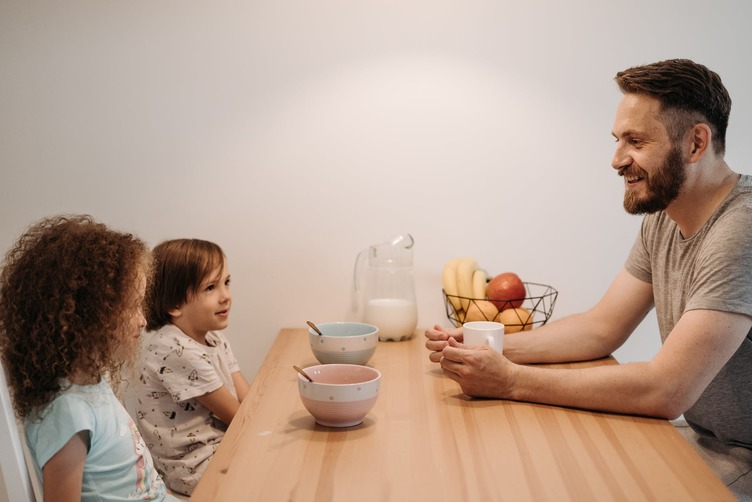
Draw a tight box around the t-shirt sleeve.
[144,334,224,403]
[219,333,240,374]
[26,394,96,468]
[685,205,752,316]
[624,217,653,284]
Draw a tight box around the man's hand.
[440,337,516,399]
[424,324,463,363]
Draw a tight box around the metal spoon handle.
[293,365,314,382]
[307,321,324,336]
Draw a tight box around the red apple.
[485,272,526,310]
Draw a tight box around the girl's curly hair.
[0,214,152,419]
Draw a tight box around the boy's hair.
[146,239,226,331]
[0,215,151,419]
[614,59,732,156]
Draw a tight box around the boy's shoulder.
[205,330,232,348]
[144,324,191,345]
[141,325,198,363]
[141,327,233,360]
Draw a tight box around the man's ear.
[687,123,711,163]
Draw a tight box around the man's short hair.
[615,59,731,155]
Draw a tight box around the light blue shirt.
[25,379,178,501]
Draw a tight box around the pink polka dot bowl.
[297,364,381,427]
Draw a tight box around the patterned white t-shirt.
[136,324,240,496]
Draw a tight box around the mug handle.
[486,334,503,353]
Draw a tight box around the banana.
[471,269,487,300]
[455,257,477,311]
[442,258,461,311]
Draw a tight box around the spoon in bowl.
[307,321,324,336]
[293,365,314,382]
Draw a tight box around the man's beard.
[623,146,686,215]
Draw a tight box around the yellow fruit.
[496,307,533,333]
[454,309,465,326]
[464,300,499,323]
[455,257,477,311]
[442,258,461,311]
[471,269,487,299]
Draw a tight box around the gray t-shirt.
[625,174,752,448]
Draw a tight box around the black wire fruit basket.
[443,282,558,330]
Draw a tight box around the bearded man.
[426,59,752,499]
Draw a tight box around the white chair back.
[0,362,41,502]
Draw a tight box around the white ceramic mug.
[462,321,504,353]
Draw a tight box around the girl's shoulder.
[25,380,111,439]
[50,379,112,409]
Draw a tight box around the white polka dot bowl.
[297,364,381,427]
[308,322,379,365]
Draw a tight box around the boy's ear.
[168,306,182,318]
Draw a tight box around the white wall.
[2,1,751,392]
[0,470,7,502]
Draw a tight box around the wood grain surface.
[190,328,732,501]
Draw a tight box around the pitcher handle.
[351,248,368,313]
[389,233,414,249]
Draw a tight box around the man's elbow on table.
[641,381,699,421]
[646,401,687,421]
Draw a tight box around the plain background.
[1,1,752,499]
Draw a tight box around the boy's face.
[169,262,232,341]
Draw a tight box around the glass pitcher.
[353,233,418,341]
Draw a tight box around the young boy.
[136,239,249,496]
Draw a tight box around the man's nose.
[611,143,630,171]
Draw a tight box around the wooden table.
[190,328,733,501]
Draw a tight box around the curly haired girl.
[0,215,179,501]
